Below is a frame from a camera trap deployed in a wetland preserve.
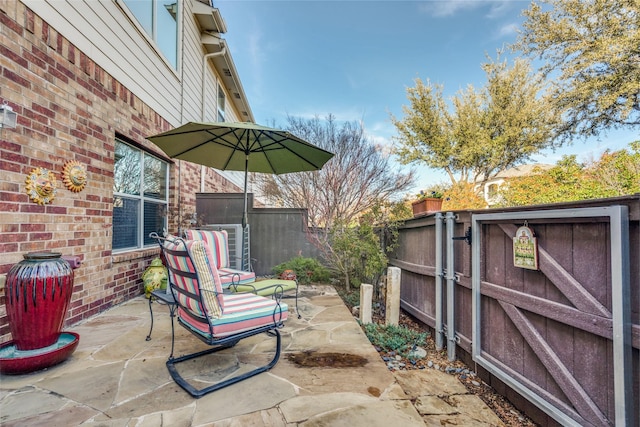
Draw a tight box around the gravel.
[364,308,539,427]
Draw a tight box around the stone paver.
[0,285,503,427]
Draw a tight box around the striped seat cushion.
[163,237,223,319]
[185,229,230,269]
[179,293,288,338]
[219,267,256,288]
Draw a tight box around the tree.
[514,0,640,139]
[498,156,598,206]
[498,142,640,206]
[441,182,487,210]
[326,201,408,292]
[391,55,559,186]
[587,141,640,195]
[255,115,414,290]
[255,115,414,229]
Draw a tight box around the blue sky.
[216,0,638,195]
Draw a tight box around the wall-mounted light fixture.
[0,102,17,129]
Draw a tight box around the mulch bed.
[348,296,538,427]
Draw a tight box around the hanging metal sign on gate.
[513,224,538,270]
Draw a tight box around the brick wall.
[0,3,240,342]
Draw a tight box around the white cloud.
[497,22,519,38]
[418,0,518,19]
[418,0,485,18]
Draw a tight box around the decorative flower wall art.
[25,167,57,205]
[61,160,87,192]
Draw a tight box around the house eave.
[195,5,254,122]
[193,1,227,33]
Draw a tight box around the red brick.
[20,223,45,232]
[0,5,239,339]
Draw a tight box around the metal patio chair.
[150,233,288,398]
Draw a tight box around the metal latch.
[452,227,472,245]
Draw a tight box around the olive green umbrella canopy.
[148,121,334,267]
[147,121,334,175]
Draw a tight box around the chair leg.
[146,297,154,341]
[166,328,282,398]
[168,303,177,359]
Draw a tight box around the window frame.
[217,84,226,122]
[112,139,169,253]
[120,0,181,70]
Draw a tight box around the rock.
[407,346,427,360]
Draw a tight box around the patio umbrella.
[147,121,334,267]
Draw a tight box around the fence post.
[435,212,445,350]
[386,266,401,326]
[360,283,373,324]
[445,212,456,362]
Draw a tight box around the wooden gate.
[471,206,634,426]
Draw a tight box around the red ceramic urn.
[5,252,74,350]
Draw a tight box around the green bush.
[272,256,331,285]
[337,288,360,308]
[362,323,428,357]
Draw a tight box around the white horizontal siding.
[22,0,239,127]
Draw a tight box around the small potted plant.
[411,190,443,217]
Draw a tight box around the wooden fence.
[390,195,639,427]
[195,193,321,275]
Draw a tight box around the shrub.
[337,288,360,308]
[272,256,331,285]
[362,323,428,357]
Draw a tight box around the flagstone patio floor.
[0,285,505,426]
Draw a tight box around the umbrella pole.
[242,154,249,270]
[177,160,182,236]
[242,156,248,229]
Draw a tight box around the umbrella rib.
[255,131,325,170]
[220,128,249,170]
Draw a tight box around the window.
[113,139,168,251]
[123,0,179,69]
[217,84,225,121]
[487,183,499,199]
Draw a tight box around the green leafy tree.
[328,219,384,292]
[498,143,640,206]
[391,55,559,186]
[441,182,487,210]
[587,141,640,195]
[514,0,640,139]
[498,156,598,206]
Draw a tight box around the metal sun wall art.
[61,160,87,193]
[25,167,57,205]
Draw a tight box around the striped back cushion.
[162,237,222,319]
[185,229,230,269]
